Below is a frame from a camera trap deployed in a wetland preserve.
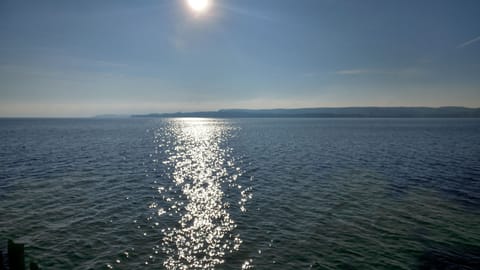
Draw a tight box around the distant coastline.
[131,107,480,118]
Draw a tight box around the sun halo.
[187,0,211,14]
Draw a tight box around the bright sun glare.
[187,0,211,13]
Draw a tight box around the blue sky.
[1,0,479,116]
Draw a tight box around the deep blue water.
[1,118,479,269]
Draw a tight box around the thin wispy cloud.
[457,35,480,48]
[336,69,379,75]
[335,68,426,76]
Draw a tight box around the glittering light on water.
[148,118,250,269]
[241,259,254,269]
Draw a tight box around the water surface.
[1,118,479,269]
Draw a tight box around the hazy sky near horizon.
[1,0,480,116]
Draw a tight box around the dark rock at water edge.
[0,240,40,270]
[8,240,24,270]
[1,250,4,270]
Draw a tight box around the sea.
[0,118,479,269]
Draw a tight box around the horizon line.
[1,105,479,118]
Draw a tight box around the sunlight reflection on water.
[153,118,249,269]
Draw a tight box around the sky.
[0,0,479,117]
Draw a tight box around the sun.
[187,0,211,13]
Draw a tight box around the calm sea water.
[1,118,479,269]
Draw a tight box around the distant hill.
[132,107,480,118]
[94,114,130,118]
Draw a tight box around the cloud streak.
[335,68,426,76]
[336,69,378,75]
[457,35,480,48]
